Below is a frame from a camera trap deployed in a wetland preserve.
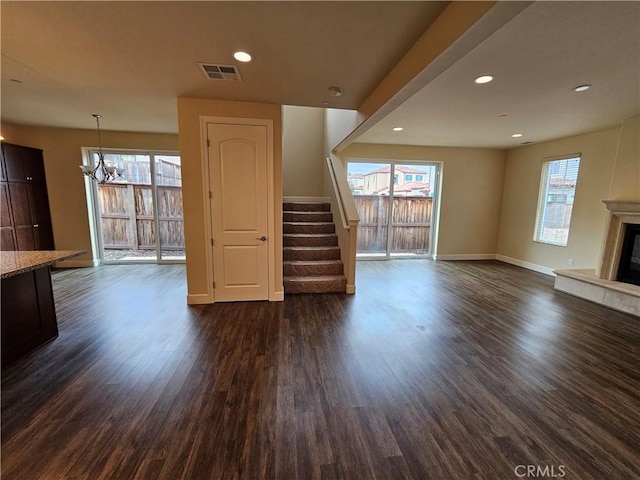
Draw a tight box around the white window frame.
[533,154,581,247]
[345,158,441,260]
[81,147,185,264]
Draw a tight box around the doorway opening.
[88,150,185,264]
[346,160,439,259]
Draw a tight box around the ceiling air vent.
[198,63,243,82]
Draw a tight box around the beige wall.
[282,106,325,197]
[176,98,283,302]
[323,108,362,199]
[324,109,361,159]
[0,122,178,263]
[341,143,506,257]
[497,125,623,271]
[608,115,640,201]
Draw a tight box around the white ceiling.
[357,1,640,149]
[0,1,446,134]
[1,1,639,150]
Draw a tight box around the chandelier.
[79,114,124,184]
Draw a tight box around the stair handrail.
[326,156,359,229]
[326,155,359,295]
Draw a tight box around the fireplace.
[554,200,639,317]
[598,200,640,281]
[617,224,640,286]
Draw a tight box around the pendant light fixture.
[79,114,124,184]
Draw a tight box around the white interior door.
[208,123,269,301]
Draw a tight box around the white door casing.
[207,122,270,301]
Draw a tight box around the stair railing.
[326,156,359,294]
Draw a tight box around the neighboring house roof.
[348,173,365,179]
[394,181,430,192]
[366,165,429,175]
[373,181,430,195]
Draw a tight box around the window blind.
[533,156,581,246]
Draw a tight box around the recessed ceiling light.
[392,127,404,132]
[521,141,533,145]
[574,84,591,92]
[498,114,508,118]
[512,133,523,138]
[233,51,252,62]
[328,86,343,97]
[321,101,329,105]
[474,75,494,84]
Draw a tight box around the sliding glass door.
[154,155,185,261]
[390,164,437,256]
[347,161,438,259]
[347,162,391,256]
[91,150,185,264]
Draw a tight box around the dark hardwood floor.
[1,260,638,479]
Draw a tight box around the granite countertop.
[1,250,86,279]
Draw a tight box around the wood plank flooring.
[1,260,639,479]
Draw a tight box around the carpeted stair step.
[283,260,344,276]
[283,211,333,223]
[283,233,338,247]
[283,222,335,234]
[282,201,344,293]
[283,275,346,294]
[283,202,331,212]
[283,246,341,261]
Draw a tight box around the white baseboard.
[283,196,330,203]
[346,283,356,294]
[433,254,497,261]
[55,259,99,268]
[270,290,285,301]
[431,254,556,277]
[186,294,212,305]
[496,254,556,277]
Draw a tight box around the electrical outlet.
[567,258,574,266]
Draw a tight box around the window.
[85,149,185,263]
[394,174,399,185]
[534,156,581,246]
[405,174,413,181]
[416,175,423,181]
[346,161,439,257]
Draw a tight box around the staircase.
[283,201,346,294]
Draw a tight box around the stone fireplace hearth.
[553,200,640,317]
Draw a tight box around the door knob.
[257,236,267,241]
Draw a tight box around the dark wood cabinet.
[0,143,54,251]
[8,183,54,250]
[3,143,47,183]
[0,144,7,182]
[1,250,83,368]
[1,183,17,250]
[2,266,58,368]
[29,184,55,249]
[8,183,35,250]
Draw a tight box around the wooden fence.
[98,183,184,250]
[354,195,432,253]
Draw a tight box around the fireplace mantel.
[598,200,640,280]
